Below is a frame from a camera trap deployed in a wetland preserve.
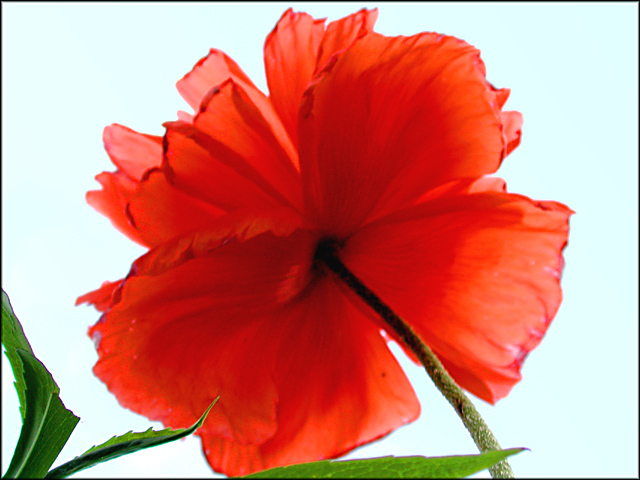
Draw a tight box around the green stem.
[317,241,514,478]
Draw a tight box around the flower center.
[312,236,345,277]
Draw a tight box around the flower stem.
[318,242,514,478]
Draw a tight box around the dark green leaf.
[45,399,218,478]
[2,290,80,479]
[241,448,526,478]
[2,290,35,420]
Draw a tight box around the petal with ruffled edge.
[314,8,378,71]
[163,77,304,213]
[264,9,325,147]
[125,168,225,247]
[76,279,123,312]
[88,213,307,447]
[90,128,227,248]
[487,86,524,156]
[86,171,144,246]
[190,79,301,209]
[87,216,418,476]
[87,124,167,246]
[264,8,377,148]
[176,48,297,168]
[87,167,223,249]
[200,277,419,476]
[299,32,519,235]
[501,111,524,155]
[103,124,163,181]
[342,178,573,403]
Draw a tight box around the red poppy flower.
[78,8,572,476]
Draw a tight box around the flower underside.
[78,7,572,477]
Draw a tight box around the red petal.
[176,110,193,123]
[493,86,511,109]
[89,226,314,448]
[126,168,225,247]
[487,86,522,158]
[167,75,310,213]
[103,124,163,181]
[88,166,221,249]
[162,119,295,213]
[191,79,301,210]
[343,178,573,403]
[315,8,378,71]
[200,278,418,476]
[76,279,123,311]
[263,8,377,149]
[299,32,519,235]
[176,49,297,166]
[264,9,325,147]
[502,110,524,156]
[86,171,145,246]
[89,218,418,476]
[161,122,271,211]
[176,48,255,111]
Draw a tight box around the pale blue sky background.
[2,2,638,478]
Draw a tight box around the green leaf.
[241,448,526,479]
[2,290,80,479]
[2,290,35,421]
[45,398,218,479]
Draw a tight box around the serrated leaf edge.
[79,426,187,457]
[45,398,217,479]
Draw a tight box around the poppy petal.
[75,278,123,311]
[89,226,314,449]
[86,171,145,246]
[264,9,325,147]
[299,32,517,235]
[88,218,418,476]
[176,48,297,165]
[177,110,193,123]
[161,121,282,211]
[103,124,163,181]
[199,278,419,476]
[164,77,304,212]
[314,8,378,71]
[176,48,256,112]
[502,110,524,156]
[342,178,573,403]
[191,79,301,209]
[126,168,225,247]
[263,8,377,149]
